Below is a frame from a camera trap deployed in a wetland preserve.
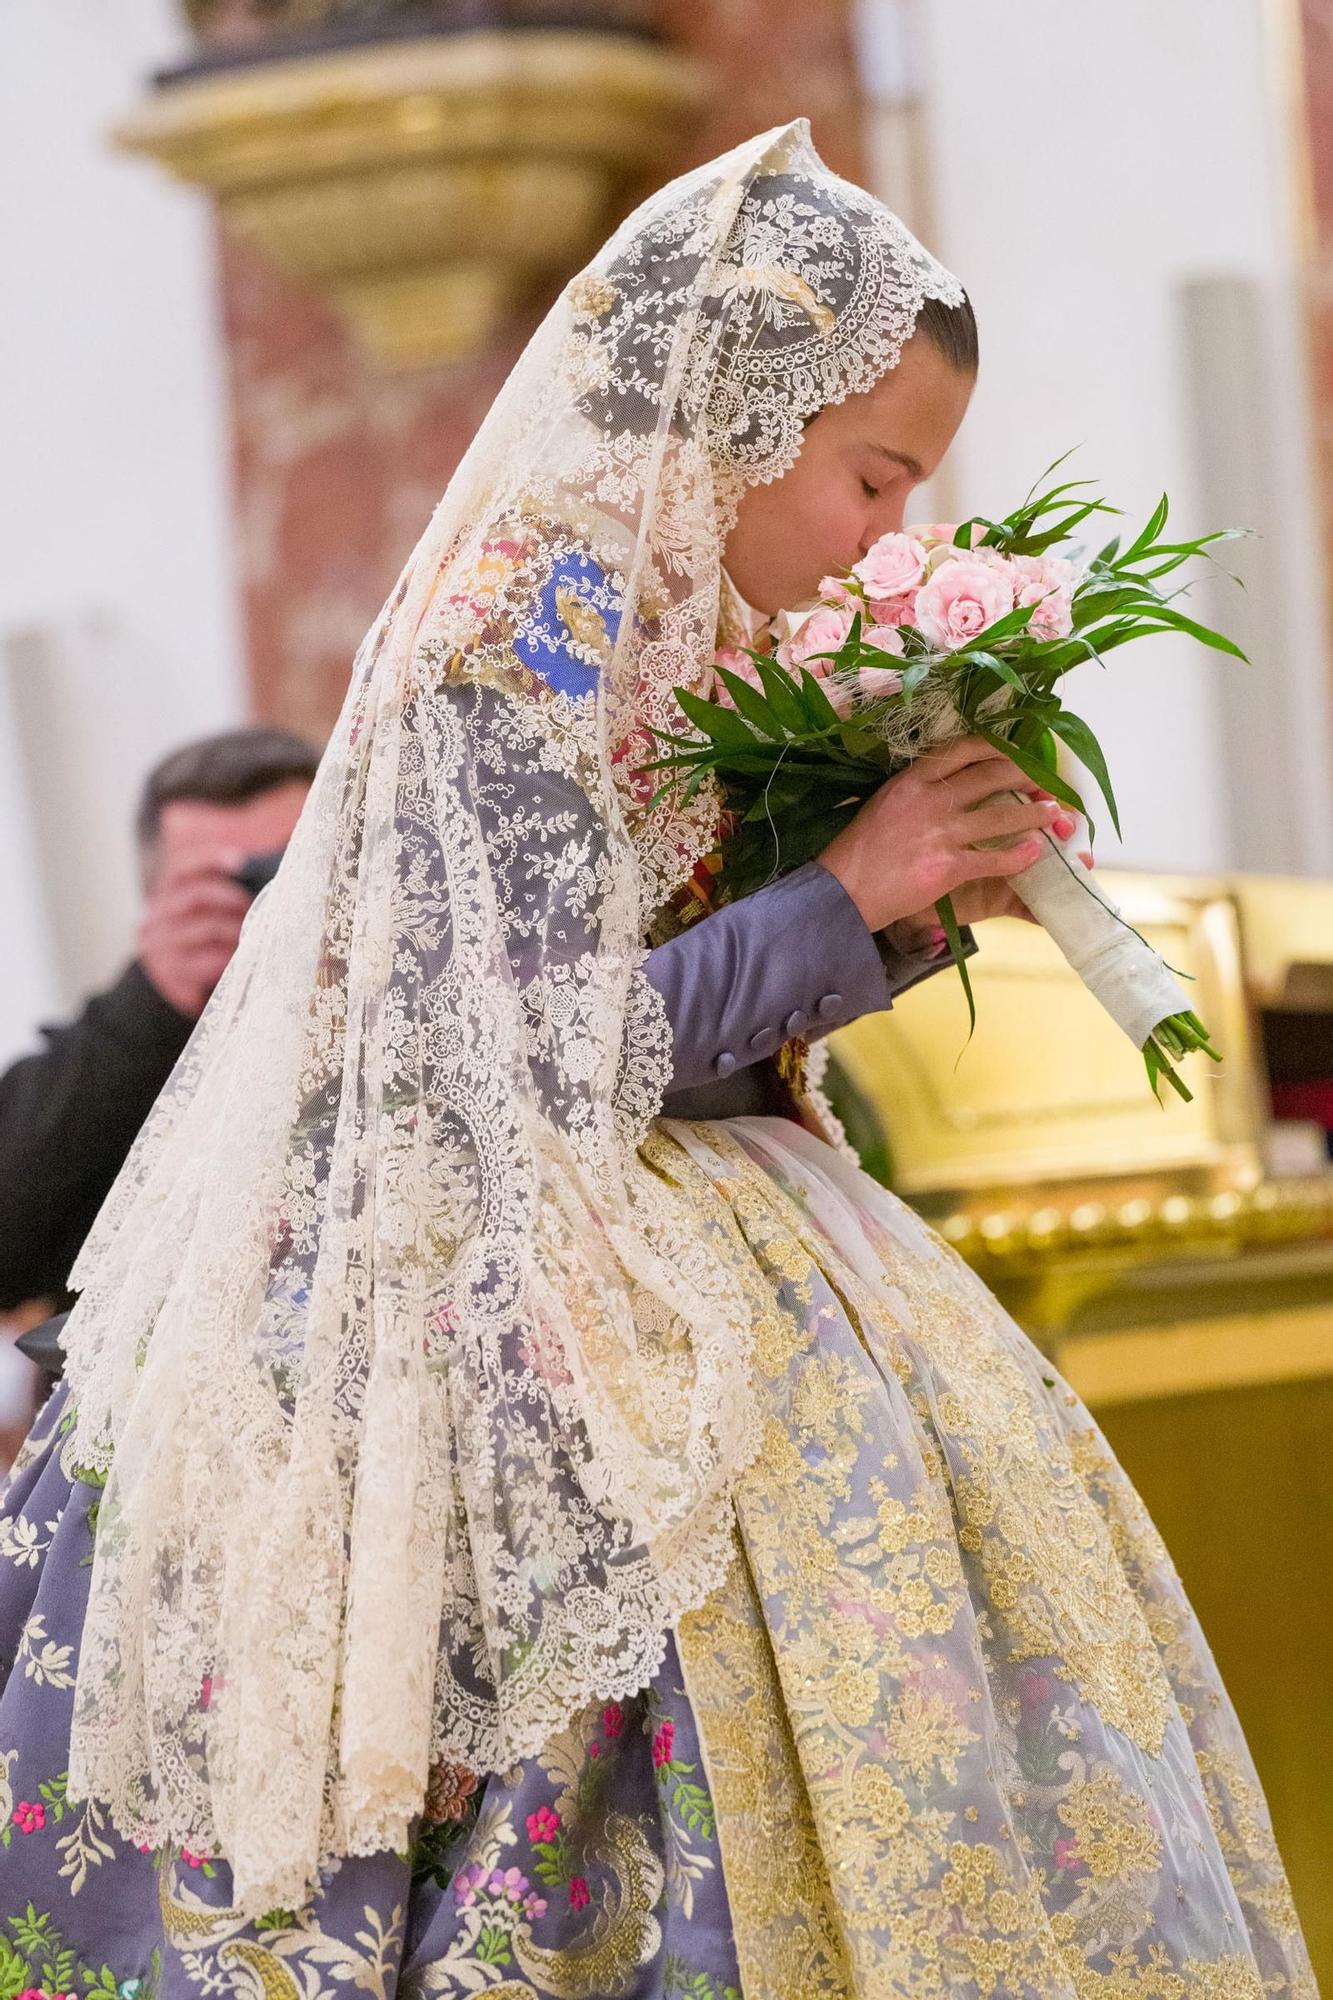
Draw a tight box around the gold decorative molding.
[939,1172,1333,1268]
[115,30,711,366]
[831,866,1333,1344]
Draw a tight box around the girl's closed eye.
[860,477,880,500]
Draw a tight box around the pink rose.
[853,532,927,602]
[652,1720,676,1767]
[908,520,985,550]
[1013,553,1076,640]
[857,625,906,706]
[712,645,765,708]
[861,624,906,659]
[858,666,904,704]
[775,602,854,674]
[601,1702,624,1739]
[818,572,861,607]
[914,557,1015,650]
[867,592,917,627]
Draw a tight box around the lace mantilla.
[58,118,964,1916]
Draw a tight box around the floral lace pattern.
[52,121,965,1915]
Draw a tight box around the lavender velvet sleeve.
[646,859,973,1109]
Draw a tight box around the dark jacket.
[0,963,193,1311]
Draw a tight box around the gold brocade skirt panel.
[649,1115,1317,2000]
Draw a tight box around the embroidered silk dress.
[0,120,1314,2000]
[0,597,1313,1997]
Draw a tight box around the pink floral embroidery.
[453,1861,484,1906]
[652,1720,675,1767]
[568,1874,590,1910]
[1054,1835,1086,1873]
[181,1846,209,1869]
[526,1805,560,1843]
[455,1861,538,1909]
[12,1800,45,1833]
[601,1702,624,1739]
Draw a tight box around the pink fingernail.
[1053,813,1076,838]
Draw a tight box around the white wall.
[860,0,1333,878]
[0,0,246,1061]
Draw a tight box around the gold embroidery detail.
[677,1535,854,2000]
[554,583,614,669]
[736,262,836,336]
[653,1117,1316,1999]
[1057,1769,1162,1881]
[567,273,618,319]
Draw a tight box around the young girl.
[0,121,1314,1998]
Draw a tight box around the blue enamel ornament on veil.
[512,547,618,697]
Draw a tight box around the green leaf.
[1045,707,1121,839]
[1142,606,1249,660]
[959,649,1026,695]
[1121,492,1170,566]
[713,667,786,740]
[973,728,1085,816]
[674,687,762,751]
[751,651,811,732]
[935,894,976,1040]
[797,667,843,728]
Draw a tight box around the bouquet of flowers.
[648,467,1246,1100]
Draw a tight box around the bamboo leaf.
[714,666,787,739]
[1045,707,1121,838]
[1120,492,1170,565]
[751,651,810,732]
[1141,606,1249,660]
[674,687,762,750]
[935,893,976,1041]
[798,667,843,727]
[974,727,1085,815]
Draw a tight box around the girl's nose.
[860,501,907,557]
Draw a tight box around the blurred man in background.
[0,727,319,1322]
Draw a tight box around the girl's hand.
[883,845,1094,953]
[818,735,1072,935]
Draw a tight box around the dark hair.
[915,289,979,374]
[136,726,321,849]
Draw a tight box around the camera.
[230,847,286,897]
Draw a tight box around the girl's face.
[722,334,976,617]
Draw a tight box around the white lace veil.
[60,118,964,1915]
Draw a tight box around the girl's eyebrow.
[869,442,925,480]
